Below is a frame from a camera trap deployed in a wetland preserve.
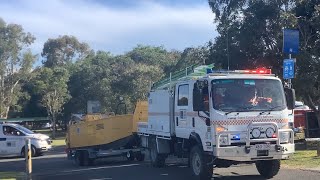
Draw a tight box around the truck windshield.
[211,79,286,112]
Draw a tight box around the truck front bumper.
[214,122,295,161]
[214,143,294,161]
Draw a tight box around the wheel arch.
[188,132,203,150]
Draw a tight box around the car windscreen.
[211,79,286,112]
[15,125,35,134]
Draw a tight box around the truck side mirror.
[193,81,205,111]
[284,88,295,110]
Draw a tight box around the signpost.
[283,29,299,54]
[283,59,295,79]
[283,29,299,88]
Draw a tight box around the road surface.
[0,149,319,180]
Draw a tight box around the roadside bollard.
[25,138,32,177]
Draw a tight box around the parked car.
[295,101,310,110]
[0,123,52,157]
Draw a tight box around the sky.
[0,0,217,56]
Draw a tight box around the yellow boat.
[65,101,148,165]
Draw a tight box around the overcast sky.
[0,0,217,55]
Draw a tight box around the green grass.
[0,172,26,180]
[282,150,320,168]
[34,129,66,147]
[51,137,66,147]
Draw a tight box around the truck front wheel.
[190,146,213,180]
[255,160,280,179]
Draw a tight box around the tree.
[41,35,92,68]
[127,45,179,75]
[0,18,36,118]
[65,51,114,115]
[174,45,209,70]
[34,67,70,138]
[293,1,320,126]
[208,0,294,73]
[208,0,320,125]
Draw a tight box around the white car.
[0,123,52,157]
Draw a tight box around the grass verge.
[51,137,66,147]
[282,150,320,169]
[0,172,26,180]
[34,129,66,147]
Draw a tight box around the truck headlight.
[219,135,229,146]
[280,132,290,143]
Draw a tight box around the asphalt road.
[1,149,319,180]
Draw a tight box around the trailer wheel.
[83,151,95,166]
[75,151,84,166]
[126,151,135,161]
[135,152,145,161]
[255,160,280,179]
[190,146,213,180]
[150,138,166,167]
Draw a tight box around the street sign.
[283,29,299,54]
[283,59,295,79]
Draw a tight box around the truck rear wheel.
[255,160,280,179]
[150,138,166,167]
[190,146,213,180]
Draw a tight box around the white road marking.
[0,154,67,163]
[63,164,140,173]
[160,174,169,176]
[178,165,188,168]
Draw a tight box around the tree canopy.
[1,0,320,126]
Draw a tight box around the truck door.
[175,83,191,138]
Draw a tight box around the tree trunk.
[52,115,56,139]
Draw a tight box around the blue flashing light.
[231,134,240,140]
[206,68,213,74]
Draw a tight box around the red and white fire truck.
[138,65,295,180]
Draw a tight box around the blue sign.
[283,59,295,79]
[283,29,299,54]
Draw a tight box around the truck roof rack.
[152,64,214,90]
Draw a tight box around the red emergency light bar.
[235,69,272,74]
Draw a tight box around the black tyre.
[255,160,280,179]
[135,152,145,161]
[126,151,135,161]
[83,151,95,166]
[21,145,37,158]
[190,146,213,180]
[75,151,84,166]
[31,145,37,157]
[150,138,166,167]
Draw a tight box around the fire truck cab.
[138,65,295,180]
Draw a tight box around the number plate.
[255,144,271,150]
